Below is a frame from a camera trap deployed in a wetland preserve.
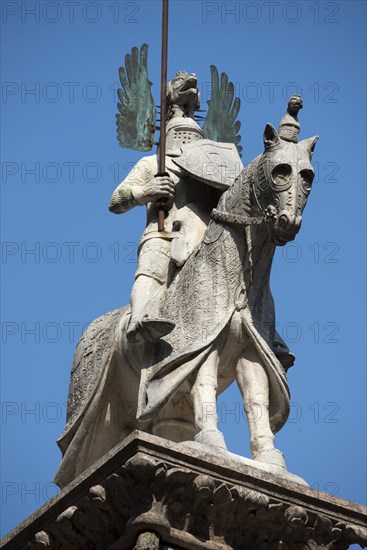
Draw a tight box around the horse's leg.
[236,345,286,467]
[152,383,197,443]
[191,346,227,449]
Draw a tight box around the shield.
[172,140,243,189]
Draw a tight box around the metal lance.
[157,0,169,232]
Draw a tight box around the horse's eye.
[271,164,292,186]
[300,169,314,192]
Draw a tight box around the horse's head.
[253,123,318,246]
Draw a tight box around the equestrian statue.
[54,44,318,489]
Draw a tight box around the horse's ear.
[264,123,280,149]
[300,136,319,158]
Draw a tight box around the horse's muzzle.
[273,212,302,245]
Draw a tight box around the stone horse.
[54,123,318,488]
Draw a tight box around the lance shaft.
[157,0,169,232]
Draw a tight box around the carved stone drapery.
[1,432,366,550]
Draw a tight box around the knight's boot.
[195,429,227,450]
[126,316,175,344]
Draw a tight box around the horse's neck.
[244,157,276,292]
[189,157,276,284]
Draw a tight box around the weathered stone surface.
[56,104,320,489]
[1,432,366,550]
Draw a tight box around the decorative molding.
[1,432,366,550]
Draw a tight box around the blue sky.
[1,0,366,539]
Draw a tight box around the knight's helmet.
[165,116,204,156]
[278,95,303,143]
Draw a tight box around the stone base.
[1,431,366,550]
[178,440,308,486]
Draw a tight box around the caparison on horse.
[54,120,318,489]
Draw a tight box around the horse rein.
[211,205,276,226]
[210,160,278,228]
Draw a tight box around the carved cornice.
[1,432,366,550]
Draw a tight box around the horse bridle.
[211,207,271,226]
[211,163,277,227]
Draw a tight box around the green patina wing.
[203,65,242,157]
[116,44,156,152]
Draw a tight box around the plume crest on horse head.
[54,47,318,489]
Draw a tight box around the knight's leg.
[191,347,227,449]
[129,274,161,327]
[127,275,174,342]
[236,345,286,467]
[127,238,175,343]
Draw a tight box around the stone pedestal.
[1,431,366,550]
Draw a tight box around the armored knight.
[110,68,242,343]
[110,45,294,368]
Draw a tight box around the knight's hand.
[132,176,175,205]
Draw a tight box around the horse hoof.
[253,448,287,469]
[195,429,227,450]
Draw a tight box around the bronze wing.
[116,44,156,152]
[203,65,242,157]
